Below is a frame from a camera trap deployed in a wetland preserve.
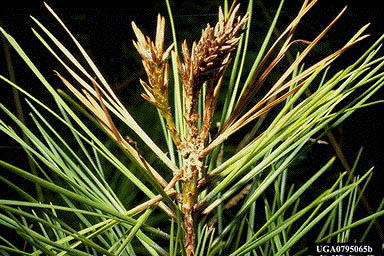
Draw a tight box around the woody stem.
[181,147,203,256]
[158,104,181,147]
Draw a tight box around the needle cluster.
[178,4,248,144]
[132,3,247,255]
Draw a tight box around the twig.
[327,129,384,242]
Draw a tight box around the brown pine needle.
[92,78,122,143]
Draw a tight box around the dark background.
[1,0,384,250]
